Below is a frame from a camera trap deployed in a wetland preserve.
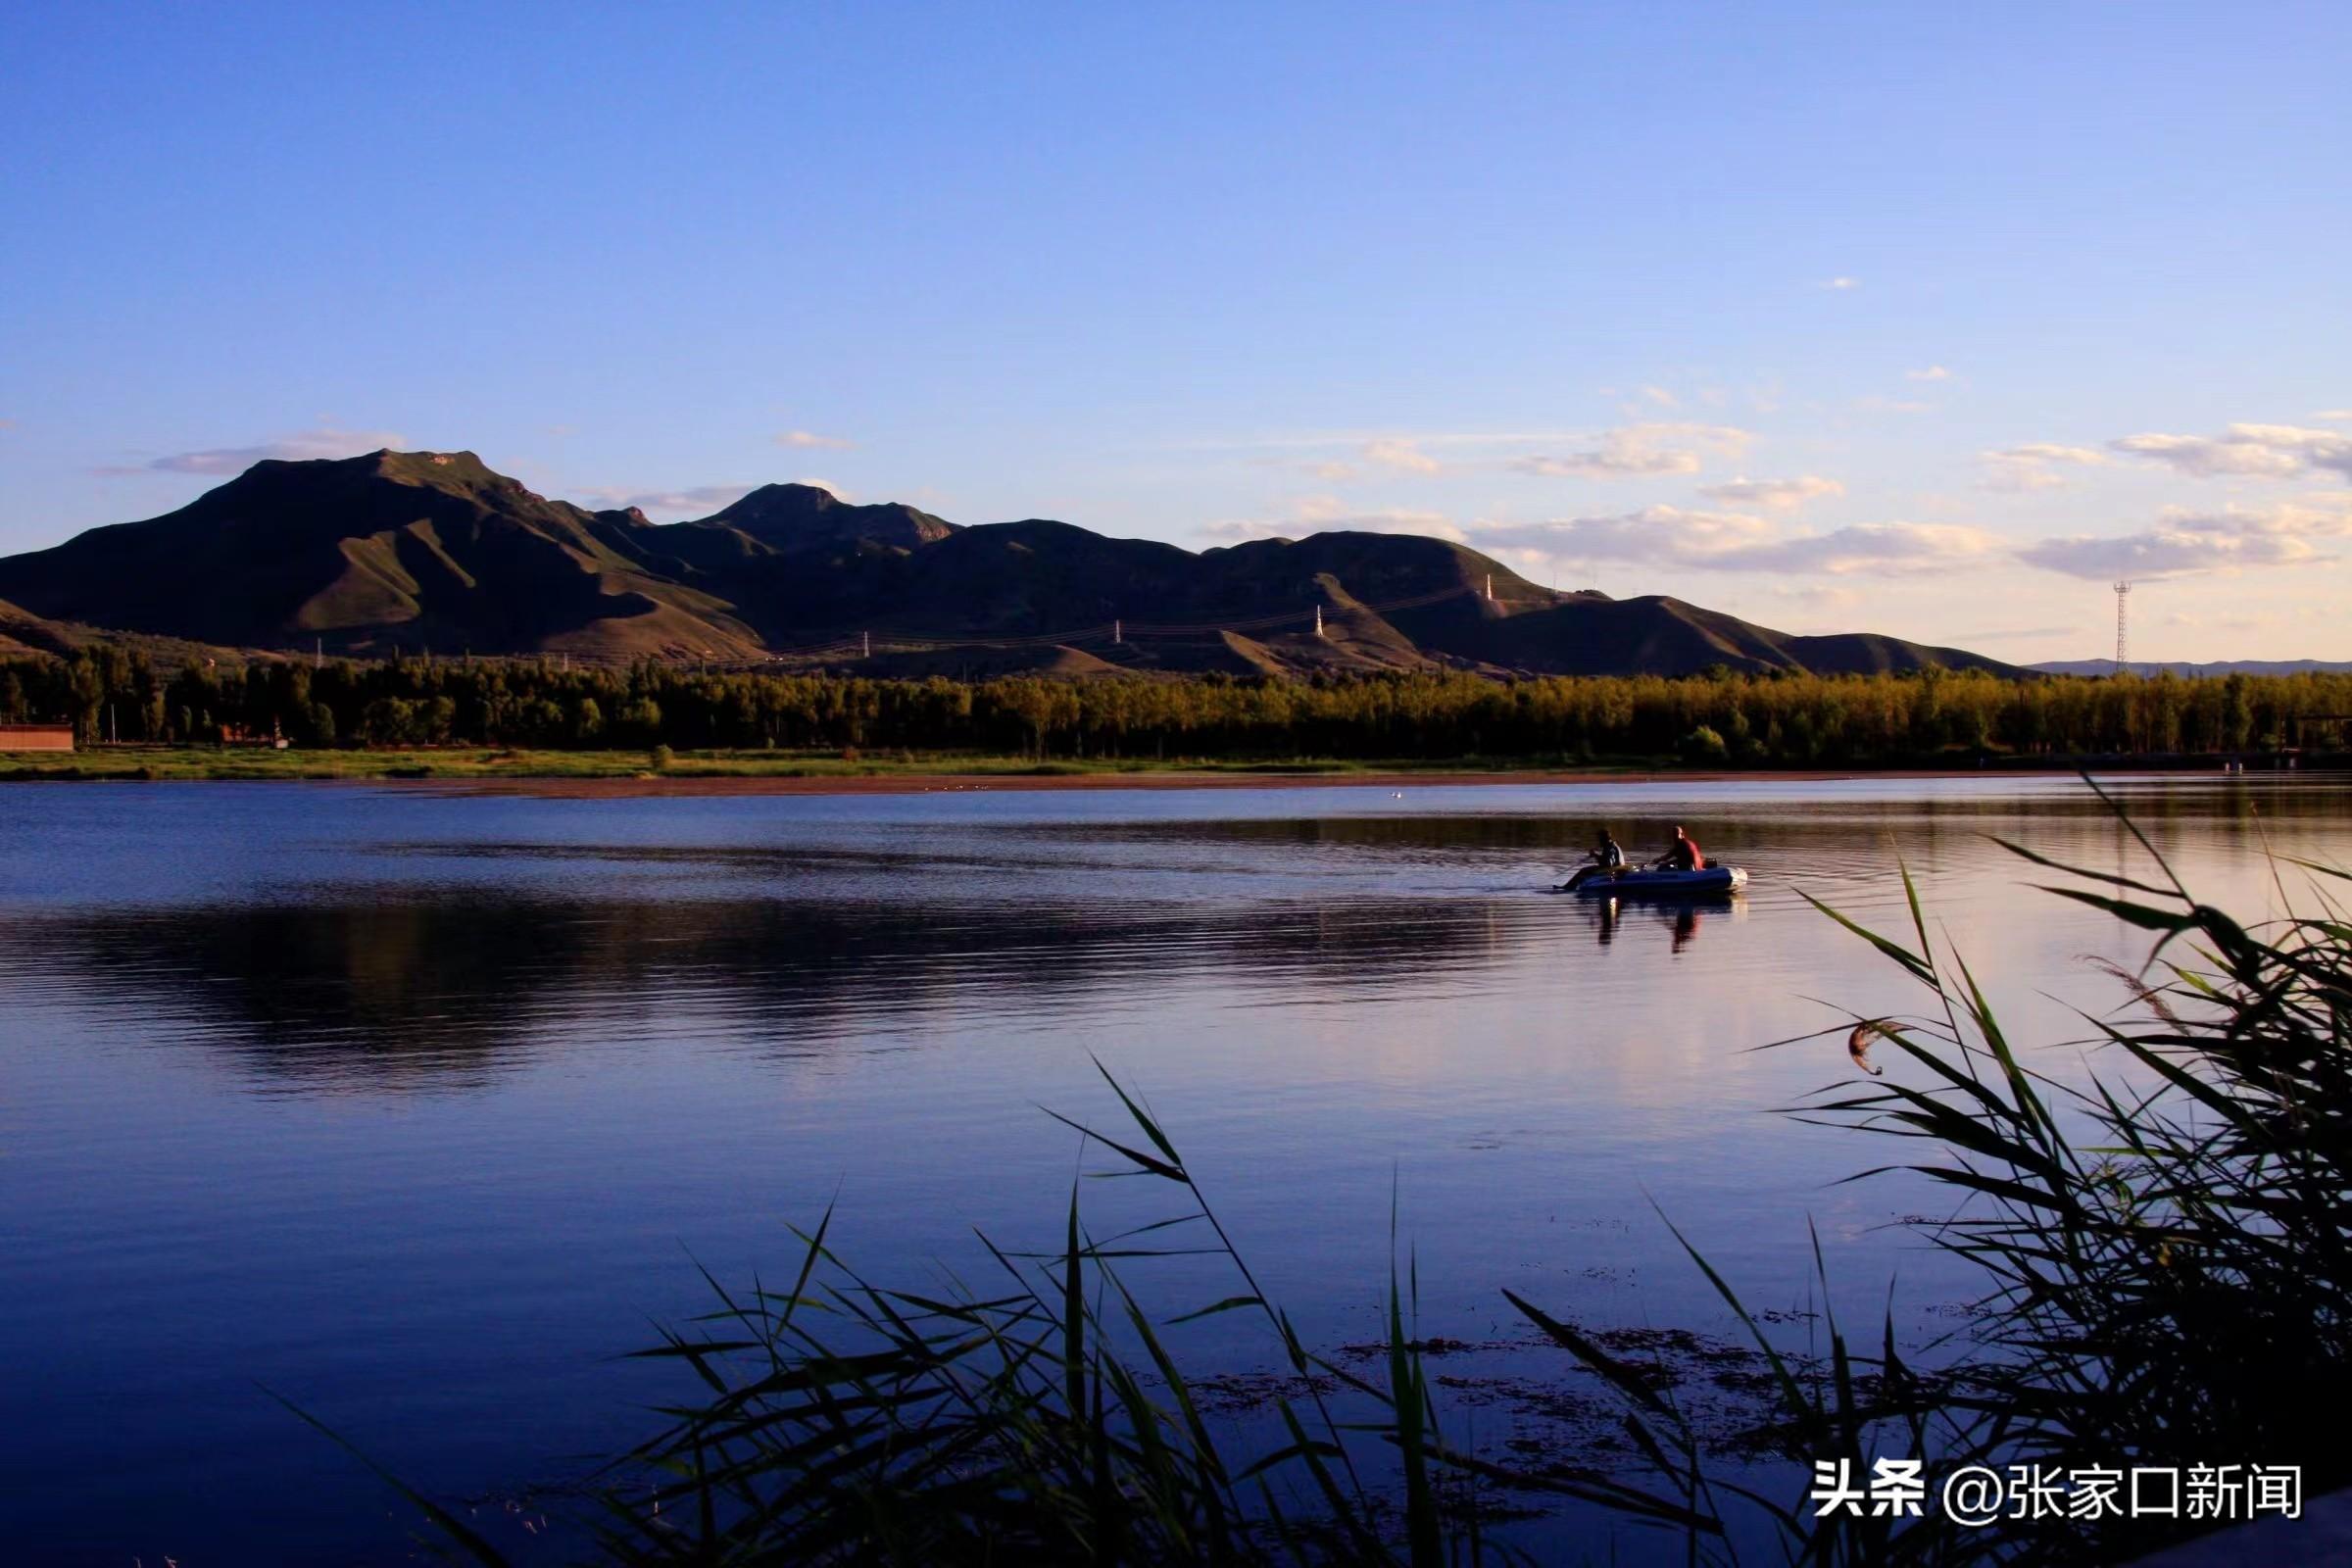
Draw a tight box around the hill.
[0,598,75,657]
[0,450,2015,678]
[0,451,765,661]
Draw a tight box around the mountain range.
[2031,659,2352,677]
[0,449,2017,678]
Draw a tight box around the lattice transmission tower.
[2113,580,2132,673]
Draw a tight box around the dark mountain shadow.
[0,450,2016,676]
[0,887,1551,1094]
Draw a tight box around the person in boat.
[1660,824,1705,871]
[1563,828,1626,890]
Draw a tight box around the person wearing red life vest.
[1663,824,1704,871]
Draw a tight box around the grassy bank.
[0,744,1682,783]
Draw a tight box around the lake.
[3,774,2346,1563]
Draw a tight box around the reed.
[303,784,2346,1564]
[1502,780,2351,1563]
[544,1063,1701,1566]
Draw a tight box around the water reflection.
[2,777,2347,1567]
[0,888,1557,1092]
[1586,893,1738,954]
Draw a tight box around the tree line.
[3,646,2346,762]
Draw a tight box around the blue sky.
[3,2,2347,660]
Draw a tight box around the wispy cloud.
[1510,423,1752,479]
[1471,505,1767,560]
[2159,495,2352,538]
[1980,443,2110,492]
[1184,427,1593,456]
[2111,422,2352,480]
[2019,529,2315,579]
[2017,494,2352,579]
[2314,410,2352,423]
[574,483,755,514]
[1361,438,1442,474]
[1821,276,1860,291]
[1465,507,1997,576]
[1905,366,1953,382]
[1724,521,2004,575]
[94,424,407,476]
[1698,474,1844,512]
[775,430,855,451]
[1946,624,2078,643]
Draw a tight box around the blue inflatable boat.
[1559,865,1747,896]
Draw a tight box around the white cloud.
[1362,438,1442,474]
[775,429,854,450]
[1639,384,1680,409]
[1698,474,1845,512]
[1980,443,2111,492]
[2016,492,2352,580]
[1821,276,1860,291]
[1470,505,1769,561]
[575,483,755,514]
[2111,422,2352,480]
[573,478,854,515]
[1510,423,1752,478]
[2158,495,2352,538]
[1464,507,1995,576]
[2019,529,2316,579]
[1728,522,2003,575]
[2314,410,2352,423]
[1906,366,1953,382]
[99,424,408,476]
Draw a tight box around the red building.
[0,723,76,752]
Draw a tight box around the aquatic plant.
[548,1061,1725,1567]
[299,785,2347,1564]
[1502,782,2352,1563]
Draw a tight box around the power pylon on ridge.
[2113,580,2132,673]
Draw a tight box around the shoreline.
[428,764,2111,799]
[0,755,2201,798]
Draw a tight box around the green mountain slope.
[0,451,2015,677]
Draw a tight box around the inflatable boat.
[1561,864,1747,897]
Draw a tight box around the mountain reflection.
[0,890,1563,1093]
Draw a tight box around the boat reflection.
[1590,892,1741,953]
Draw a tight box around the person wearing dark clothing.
[1564,828,1626,890]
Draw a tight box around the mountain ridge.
[0,450,2018,678]
[2033,659,2352,677]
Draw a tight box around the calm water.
[3,775,2347,1563]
